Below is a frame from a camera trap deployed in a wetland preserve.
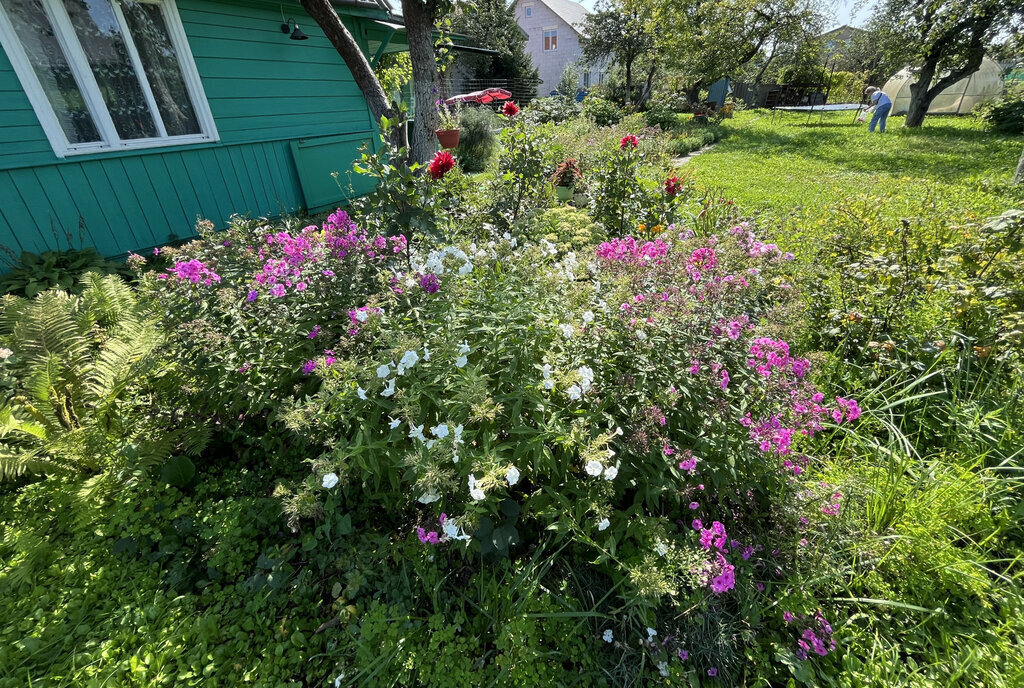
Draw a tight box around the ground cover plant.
[1,104,1022,688]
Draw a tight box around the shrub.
[268,224,858,680]
[643,102,682,132]
[582,94,624,126]
[456,106,498,172]
[976,84,1024,134]
[549,157,583,189]
[523,96,581,125]
[489,118,551,225]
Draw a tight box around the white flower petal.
[585,460,603,476]
[322,472,339,489]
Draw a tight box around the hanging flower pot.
[436,129,460,149]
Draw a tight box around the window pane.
[4,0,100,143]
[120,1,199,136]
[61,0,157,139]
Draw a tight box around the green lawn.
[686,110,1024,225]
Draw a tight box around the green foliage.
[455,106,498,173]
[977,84,1024,134]
[523,95,581,125]
[582,94,624,126]
[373,51,412,101]
[349,122,455,242]
[0,273,201,483]
[489,119,551,224]
[643,101,682,131]
[0,247,128,297]
[556,62,581,97]
[527,206,604,252]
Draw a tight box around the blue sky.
[574,0,873,31]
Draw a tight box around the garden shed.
[882,56,1004,115]
[0,0,409,258]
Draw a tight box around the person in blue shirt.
[863,86,893,133]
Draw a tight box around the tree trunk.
[402,0,441,163]
[685,84,701,107]
[624,59,633,107]
[1016,143,1024,185]
[903,63,935,128]
[300,0,402,150]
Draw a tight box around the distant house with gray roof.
[513,0,604,96]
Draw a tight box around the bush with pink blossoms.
[265,217,863,679]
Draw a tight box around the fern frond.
[80,273,140,328]
[0,444,57,480]
[180,423,212,457]
[86,316,163,408]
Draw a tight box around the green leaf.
[160,455,195,487]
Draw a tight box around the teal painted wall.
[0,0,386,257]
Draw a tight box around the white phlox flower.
[598,518,610,531]
[418,490,440,504]
[381,378,396,397]
[603,465,618,481]
[559,323,575,338]
[432,424,449,439]
[389,417,401,429]
[585,460,603,476]
[409,424,426,442]
[458,262,473,275]
[458,341,471,355]
[468,474,485,501]
[654,542,668,556]
[636,330,647,341]
[452,424,464,445]
[423,347,431,361]
[455,355,468,368]
[541,363,552,379]
[400,350,419,369]
[357,386,367,400]
[602,629,613,643]
[376,363,391,378]
[578,366,594,393]
[582,310,595,324]
[425,439,436,449]
[567,384,582,401]
[322,473,339,489]
[506,466,520,486]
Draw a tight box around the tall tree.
[868,0,1024,127]
[300,0,403,149]
[402,0,445,162]
[579,1,657,106]
[450,0,540,103]
[301,0,447,161]
[651,0,822,103]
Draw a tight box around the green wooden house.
[0,0,409,258]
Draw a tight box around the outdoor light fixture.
[281,18,309,40]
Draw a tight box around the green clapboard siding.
[0,0,384,258]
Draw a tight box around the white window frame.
[582,71,590,88]
[542,28,557,52]
[0,0,218,158]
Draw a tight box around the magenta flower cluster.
[247,210,406,300]
[595,237,669,265]
[784,611,837,659]
[165,259,221,285]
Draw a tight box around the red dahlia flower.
[620,134,639,150]
[427,150,456,180]
[502,101,520,117]
[665,176,680,197]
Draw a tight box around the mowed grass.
[686,109,1024,224]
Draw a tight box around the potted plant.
[692,105,709,124]
[436,99,462,149]
[550,158,582,201]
